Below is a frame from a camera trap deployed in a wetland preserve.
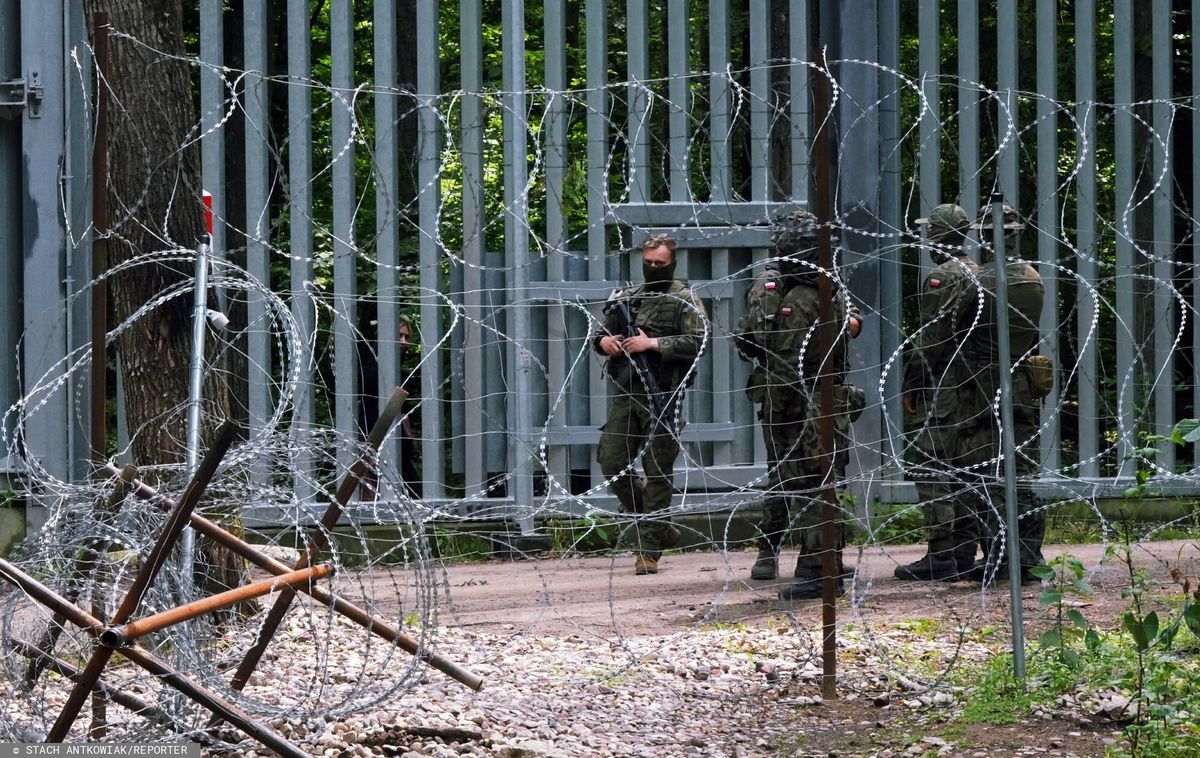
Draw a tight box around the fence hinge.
[0,73,44,119]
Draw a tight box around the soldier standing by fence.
[902,204,1051,585]
[593,235,707,575]
[897,204,982,581]
[735,211,864,600]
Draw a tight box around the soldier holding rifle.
[592,234,707,575]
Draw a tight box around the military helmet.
[973,203,1025,231]
[915,204,969,234]
[772,209,820,258]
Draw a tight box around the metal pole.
[812,40,838,702]
[100,565,334,648]
[88,13,111,739]
[990,194,1026,681]
[90,13,109,465]
[503,0,535,532]
[182,226,212,598]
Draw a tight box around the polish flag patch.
[781,307,792,316]
[929,278,941,287]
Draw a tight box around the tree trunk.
[84,0,247,607]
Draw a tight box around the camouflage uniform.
[905,204,1047,583]
[898,205,982,580]
[735,211,863,599]
[594,279,706,565]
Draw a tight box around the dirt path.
[357,539,1200,637]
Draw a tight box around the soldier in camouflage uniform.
[593,234,707,575]
[904,203,1049,584]
[734,210,864,600]
[896,204,981,580]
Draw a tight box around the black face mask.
[642,259,677,291]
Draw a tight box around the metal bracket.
[0,72,44,119]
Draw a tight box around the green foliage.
[1123,419,1200,499]
[1031,554,1097,670]
[430,528,493,562]
[850,505,925,545]
[958,655,1033,726]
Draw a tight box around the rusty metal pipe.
[811,41,839,702]
[99,565,333,649]
[105,462,484,691]
[0,558,305,758]
[48,420,239,743]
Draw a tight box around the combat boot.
[749,548,779,580]
[778,571,845,601]
[894,552,959,581]
[779,560,848,600]
[634,554,658,575]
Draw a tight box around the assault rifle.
[614,299,668,419]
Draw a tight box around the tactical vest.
[604,279,701,392]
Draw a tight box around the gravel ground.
[4,540,1196,756]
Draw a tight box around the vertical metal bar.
[200,0,226,261]
[667,0,690,201]
[460,0,484,495]
[917,0,940,224]
[181,238,210,600]
[1151,0,1174,471]
[879,0,902,470]
[0,0,19,465]
[1035,0,1059,472]
[627,0,649,204]
[1114,0,1135,477]
[957,0,979,213]
[789,0,810,203]
[709,0,730,202]
[503,0,534,530]
[418,0,443,499]
[331,0,358,474]
[545,0,569,493]
[66,0,91,485]
[997,0,1019,204]
[1075,0,1098,479]
[289,0,316,503]
[90,14,109,466]
[586,0,609,470]
[243,0,271,474]
[708,0,732,467]
[836,0,881,516]
[812,40,838,703]
[991,196,1026,681]
[749,0,769,199]
[374,0,401,475]
[20,0,70,519]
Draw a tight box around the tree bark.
[85,0,245,605]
